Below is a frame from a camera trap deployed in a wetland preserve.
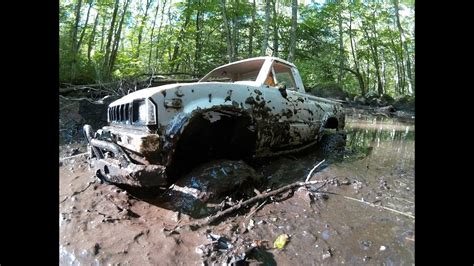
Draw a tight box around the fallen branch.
[305,159,326,182]
[59,95,103,103]
[185,180,327,229]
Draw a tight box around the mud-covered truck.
[83,56,345,187]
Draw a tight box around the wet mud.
[59,107,414,265]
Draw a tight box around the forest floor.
[59,105,414,265]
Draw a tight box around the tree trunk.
[365,58,370,93]
[171,0,191,72]
[381,48,386,91]
[272,0,279,57]
[261,0,271,55]
[165,1,173,62]
[103,0,120,78]
[392,0,406,94]
[71,0,83,80]
[390,37,402,95]
[248,0,256,57]
[288,0,297,62]
[77,1,93,54]
[148,0,161,69]
[348,7,365,95]
[88,12,100,64]
[154,0,167,64]
[100,11,106,52]
[337,3,344,84]
[393,0,413,94]
[136,0,152,58]
[232,0,239,60]
[195,0,202,72]
[108,0,131,77]
[221,0,233,62]
[362,17,383,96]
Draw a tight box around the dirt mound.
[308,83,349,100]
[59,95,119,144]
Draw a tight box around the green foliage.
[59,0,414,98]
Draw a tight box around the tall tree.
[248,0,256,57]
[261,0,271,55]
[88,12,100,64]
[393,0,413,93]
[221,0,234,62]
[195,0,202,71]
[77,0,93,53]
[148,0,161,69]
[136,0,153,58]
[347,5,365,95]
[337,2,345,84]
[70,0,83,80]
[287,0,297,62]
[170,0,192,71]
[103,0,120,77]
[99,8,107,52]
[108,0,131,77]
[362,8,384,95]
[152,0,167,65]
[272,0,279,57]
[232,0,239,60]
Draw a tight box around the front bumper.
[92,158,167,187]
[84,124,168,187]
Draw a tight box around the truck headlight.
[146,98,157,125]
[133,98,157,125]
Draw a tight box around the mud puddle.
[59,108,414,265]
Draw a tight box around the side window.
[272,62,297,90]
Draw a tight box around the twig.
[59,182,93,204]
[59,95,103,104]
[185,180,327,229]
[59,152,88,162]
[341,195,414,219]
[305,159,326,182]
[245,200,267,220]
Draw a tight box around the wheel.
[319,131,347,154]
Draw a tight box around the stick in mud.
[340,195,415,219]
[305,159,326,182]
[185,180,327,229]
[245,200,268,220]
[59,152,89,162]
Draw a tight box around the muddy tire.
[167,160,262,218]
[319,131,347,154]
[175,159,261,201]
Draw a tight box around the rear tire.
[319,131,346,154]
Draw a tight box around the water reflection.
[343,115,414,172]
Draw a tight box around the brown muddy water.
[59,108,414,265]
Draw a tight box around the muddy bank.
[59,95,120,144]
[59,108,414,265]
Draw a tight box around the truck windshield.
[200,59,265,82]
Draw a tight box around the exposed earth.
[59,107,414,265]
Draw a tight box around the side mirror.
[278,83,288,99]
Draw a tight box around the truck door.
[262,62,318,150]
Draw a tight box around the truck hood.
[109,81,259,106]
[109,83,194,106]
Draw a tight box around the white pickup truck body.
[84,56,345,187]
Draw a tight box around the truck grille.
[108,103,131,124]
